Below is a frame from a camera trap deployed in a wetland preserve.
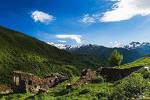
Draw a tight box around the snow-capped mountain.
[47,42,71,49]
[47,41,150,50]
[47,42,81,49]
[47,41,150,64]
[124,42,150,49]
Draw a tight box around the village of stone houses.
[7,66,144,94]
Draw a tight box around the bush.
[111,73,147,99]
[143,71,150,79]
[55,89,72,96]
[96,92,109,99]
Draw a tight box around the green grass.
[0,70,150,100]
[0,77,113,100]
[117,57,150,69]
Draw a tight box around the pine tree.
[109,50,123,67]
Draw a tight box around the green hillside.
[0,26,101,84]
[117,56,150,69]
[0,51,150,99]
[1,57,150,100]
[67,44,142,65]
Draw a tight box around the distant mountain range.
[49,41,150,50]
[48,42,150,65]
[124,41,150,50]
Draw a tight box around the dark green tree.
[109,50,123,67]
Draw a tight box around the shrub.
[143,71,150,79]
[111,73,147,99]
[55,89,72,96]
[96,92,109,99]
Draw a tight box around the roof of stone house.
[13,71,46,84]
[13,71,34,76]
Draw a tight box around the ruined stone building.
[44,73,68,88]
[12,71,68,93]
[81,69,97,81]
[68,69,97,88]
[12,71,48,93]
[97,66,143,80]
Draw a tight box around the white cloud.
[110,41,124,48]
[31,10,55,24]
[101,0,150,22]
[56,35,82,44]
[81,14,101,24]
[81,14,96,24]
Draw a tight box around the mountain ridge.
[49,42,150,64]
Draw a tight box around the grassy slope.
[0,26,101,84]
[1,57,150,99]
[0,77,113,100]
[117,56,150,69]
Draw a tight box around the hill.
[0,26,101,84]
[117,56,150,69]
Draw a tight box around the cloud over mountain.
[56,35,82,44]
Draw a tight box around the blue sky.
[0,0,150,47]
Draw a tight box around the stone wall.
[97,66,143,81]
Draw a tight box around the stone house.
[44,73,68,88]
[12,71,48,93]
[12,71,68,93]
[80,69,97,81]
[67,69,97,88]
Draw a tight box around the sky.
[0,0,150,47]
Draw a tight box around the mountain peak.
[124,41,150,49]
